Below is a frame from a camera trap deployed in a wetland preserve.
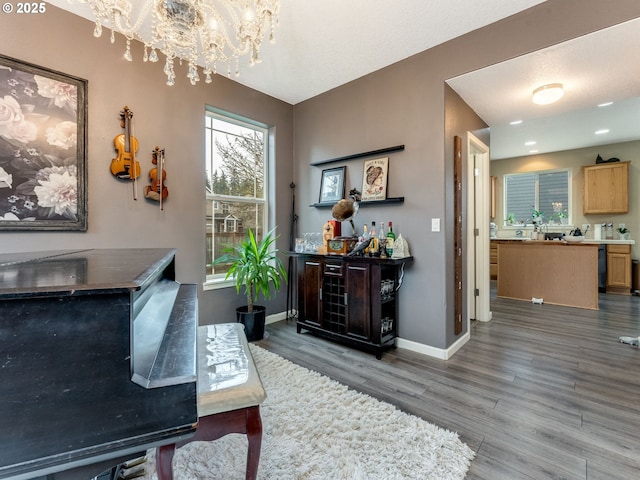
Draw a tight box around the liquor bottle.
[368,221,378,256]
[360,224,368,243]
[378,222,387,257]
[386,222,396,257]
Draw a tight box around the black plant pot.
[236,305,266,341]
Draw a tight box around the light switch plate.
[431,218,440,232]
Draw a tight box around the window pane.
[206,200,264,276]
[205,120,264,199]
[505,173,534,223]
[205,111,269,283]
[539,171,569,222]
[503,170,570,225]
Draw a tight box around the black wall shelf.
[311,197,404,208]
[310,145,405,167]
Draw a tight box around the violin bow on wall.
[111,106,141,200]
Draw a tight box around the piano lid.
[0,248,177,298]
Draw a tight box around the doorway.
[466,133,492,324]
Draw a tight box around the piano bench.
[156,323,267,480]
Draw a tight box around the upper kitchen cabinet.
[583,161,630,214]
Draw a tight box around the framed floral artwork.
[0,54,87,231]
[361,157,388,201]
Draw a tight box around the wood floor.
[255,289,640,479]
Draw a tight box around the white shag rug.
[142,345,474,480]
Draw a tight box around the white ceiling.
[447,17,640,159]
[46,1,640,159]
[46,0,545,104]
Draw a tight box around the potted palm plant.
[213,228,287,341]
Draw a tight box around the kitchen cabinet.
[295,253,412,359]
[490,241,498,280]
[583,161,629,214]
[606,244,632,295]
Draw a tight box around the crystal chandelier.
[81,0,279,86]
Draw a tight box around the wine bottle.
[386,222,396,257]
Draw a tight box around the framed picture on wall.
[361,157,388,201]
[318,166,346,205]
[0,54,87,231]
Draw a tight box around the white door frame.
[466,132,492,324]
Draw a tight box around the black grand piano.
[0,248,198,480]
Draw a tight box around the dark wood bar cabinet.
[294,253,413,359]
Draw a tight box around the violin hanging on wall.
[144,146,169,210]
[111,106,141,199]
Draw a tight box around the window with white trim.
[504,169,570,225]
[205,109,268,284]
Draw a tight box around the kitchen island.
[497,240,599,309]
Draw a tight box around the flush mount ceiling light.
[531,83,564,105]
[80,0,279,86]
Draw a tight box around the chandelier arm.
[81,0,279,85]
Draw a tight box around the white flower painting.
[0,55,86,230]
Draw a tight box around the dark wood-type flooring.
[256,288,640,479]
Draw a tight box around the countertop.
[491,237,635,245]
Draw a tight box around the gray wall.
[2,0,640,351]
[291,0,640,350]
[444,85,490,339]
[0,5,294,324]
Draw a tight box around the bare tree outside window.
[205,112,268,280]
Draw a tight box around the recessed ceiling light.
[525,141,537,146]
[529,149,539,154]
[510,120,523,125]
[532,83,564,105]
[595,129,610,135]
[598,102,613,107]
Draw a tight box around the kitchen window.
[204,108,269,287]
[504,169,570,225]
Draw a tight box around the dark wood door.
[345,264,371,341]
[454,136,463,335]
[300,259,322,325]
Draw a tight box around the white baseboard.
[396,331,470,360]
[266,310,295,324]
[268,311,470,360]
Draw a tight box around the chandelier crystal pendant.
[81,0,279,86]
